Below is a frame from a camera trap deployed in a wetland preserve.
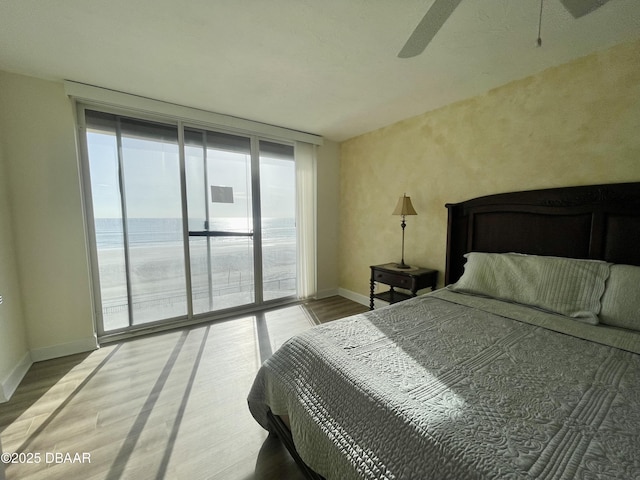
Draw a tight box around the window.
[81,108,313,337]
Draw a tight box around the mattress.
[248,290,640,479]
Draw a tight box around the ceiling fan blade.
[559,0,611,18]
[398,0,464,58]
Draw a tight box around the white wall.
[0,71,97,370]
[0,139,30,402]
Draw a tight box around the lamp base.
[395,262,411,269]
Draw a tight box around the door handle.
[188,231,254,237]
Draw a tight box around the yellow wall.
[340,38,640,298]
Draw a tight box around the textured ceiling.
[1,1,639,141]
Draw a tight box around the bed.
[248,182,640,480]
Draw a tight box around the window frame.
[74,98,316,341]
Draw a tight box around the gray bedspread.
[248,291,640,479]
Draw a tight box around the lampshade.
[392,194,417,216]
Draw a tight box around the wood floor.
[0,296,368,480]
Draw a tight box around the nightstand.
[369,263,438,310]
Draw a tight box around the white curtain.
[295,142,317,299]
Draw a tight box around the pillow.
[450,252,611,324]
[600,264,640,332]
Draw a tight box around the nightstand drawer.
[369,263,438,310]
[373,270,411,288]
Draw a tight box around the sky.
[87,131,296,226]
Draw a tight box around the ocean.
[95,217,295,246]
[93,217,297,331]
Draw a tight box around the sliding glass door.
[83,109,297,336]
[185,128,256,315]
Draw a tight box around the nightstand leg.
[369,278,375,310]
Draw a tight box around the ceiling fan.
[398,0,612,58]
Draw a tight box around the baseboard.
[0,351,33,403]
[315,288,339,300]
[30,336,99,363]
[338,288,390,309]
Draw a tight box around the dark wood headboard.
[445,182,640,285]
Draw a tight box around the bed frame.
[445,182,640,284]
[270,181,640,480]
